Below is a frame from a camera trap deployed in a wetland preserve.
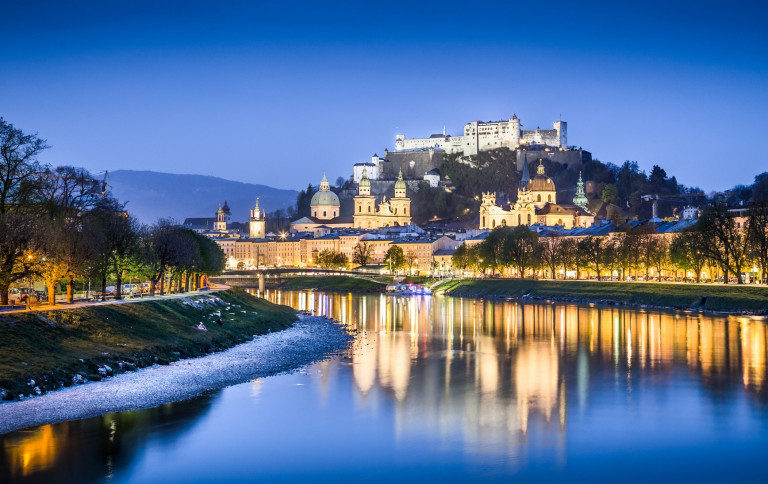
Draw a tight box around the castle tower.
[554,120,567,148]
[249,198,266,239]
[573,172,589,211]
[353,167,377,228]
[390,168,411,226]
[215,204,227,231]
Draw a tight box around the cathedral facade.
[353,167,411,228]
[479,160,594,230]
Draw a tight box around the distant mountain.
[108,170,298,224]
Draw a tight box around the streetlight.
[25,255,32,310]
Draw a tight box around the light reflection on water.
[2,290,767,482]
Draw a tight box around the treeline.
[0,117,225,305]
[453,201,768,284]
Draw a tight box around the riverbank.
[0,288,296,400]
[438,278,768,314]
[271,275,386,293]
[0,315,352,435]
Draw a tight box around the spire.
[443,124,446,136]
[319,172,330,191]
[519,161,530,190]
[573,171,589,211]
[394,167,407,197]
[253,197,260,214]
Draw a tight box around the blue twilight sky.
[1,0,766,192]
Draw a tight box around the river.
[2,290,767,482]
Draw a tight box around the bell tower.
[215,204,227,231]
[249,198,266,239]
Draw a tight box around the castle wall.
[515,149,585,171]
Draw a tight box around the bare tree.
[352,241,373,267]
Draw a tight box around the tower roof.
[519,161,530,190]
[395,168,406,190]
[359,166,370,188]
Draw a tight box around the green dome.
[310,190,340,207]
[394,168,406,190]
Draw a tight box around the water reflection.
[2,290,767,482]
[0,394,216,483]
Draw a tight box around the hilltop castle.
[395,115,566,156]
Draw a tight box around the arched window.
[548,194,552,202]
[492,219,496,228]
[323,210,327,217]
[557,219,563,226]
[527,214,531,224]
[501,219,507,226]
[404,208,407,215]
[518,214,521,225]
[368,206,371,212]
[358,206,361,213]
[537,194,541,202]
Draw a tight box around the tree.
[539,236,563,279]
[0,117,49,214]
[352,241,373,267]
[601,184,618,204]
[559,238,579,278]
[478,226,511,274]
[384,245,406,273]
[697,201,748,284]
[315,249,338,269]
[404,249,418,274]
[747,201,768,283]
[647,237,669,281]
[452,243,469,271]
[669,229,707,282]
[504,226,539,278]
[578,236,608,280]
[0,212,42,305]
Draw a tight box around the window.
[492,219,496,228]
[323,211,327,217]
[358,206,361,213]
[537,195,541,202]
[518,214,521,225]
[527,214,531,224]
[548,195,552,202]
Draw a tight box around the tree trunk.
[0,283,9,305]
[47,280,56,306]
[101,275,107,301]
[149,279,156,297]
[67,277,74,304]
[115,272,123,300]
[160,276,165,295]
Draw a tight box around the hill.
[108,170,298,224]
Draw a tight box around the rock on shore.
[0,316,352,435]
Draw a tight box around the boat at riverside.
[1,289,767,482]
[385,283,432,296]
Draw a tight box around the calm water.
[2,290,768,482]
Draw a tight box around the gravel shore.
[0,315,352,435]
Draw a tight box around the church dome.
[529,160,555,192]
[310,190,340,207]
[529,175,555,192]
[311,173,340,207]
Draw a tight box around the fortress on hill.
[395,115,566,155]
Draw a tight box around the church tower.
[353,167,377,228]
[513,161,536,226]
[573,172,589,211]
[215,204,227,231]
[390,168,411,226]
[249,198,266,239]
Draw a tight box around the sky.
[1,0,767,192]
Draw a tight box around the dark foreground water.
[2,290,768,483]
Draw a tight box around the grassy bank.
[442,279,768,314]
[0,289,296,400]
[274,276,385,293]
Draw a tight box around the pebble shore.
[0,315,352,435]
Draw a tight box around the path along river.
[2,290,767,482]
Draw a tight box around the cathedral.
[479,160,594,230]
[353,167,412,228]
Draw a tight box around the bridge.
[210,269,388,292]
